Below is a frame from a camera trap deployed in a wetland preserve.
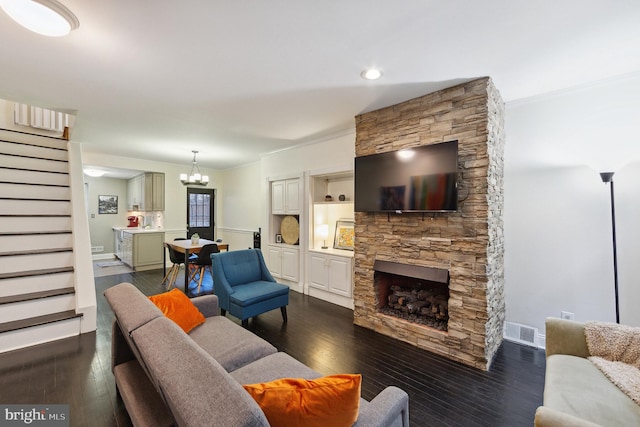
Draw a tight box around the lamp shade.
[316,224,329,239]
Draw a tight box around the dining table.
[163,238,229,295]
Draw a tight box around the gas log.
[381,283,449,331]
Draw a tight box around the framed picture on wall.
[98,195,118,214]
[333,219,355,251]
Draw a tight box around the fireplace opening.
[374,260,449,332]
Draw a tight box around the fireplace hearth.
[374,260,450,331]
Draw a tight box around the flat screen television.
[355,140,458,213]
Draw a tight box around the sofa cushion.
[189,316,277,371]
[216,249,263,286]
[545,354,640,426]
[131,316,270,427]
[104,282,162,334]
[243,374,361,427]
[229,281,289,306]
[148,288,206,333]
[230,352,322,383]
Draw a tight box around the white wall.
[85,176,128,254]
[217,161,262,249]
[504,72,640,330]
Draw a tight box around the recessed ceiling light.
[84,169,106,177]
[361,68,383,80]
[0,0,79,37]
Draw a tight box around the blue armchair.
[211,249,289,327]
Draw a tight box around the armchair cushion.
[243,374,361,427]
[215,248,270,286]
[148,289,205,333]
[230,281,289,306]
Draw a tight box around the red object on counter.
[127,216,139,227]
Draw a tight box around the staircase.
[0,128,96,353]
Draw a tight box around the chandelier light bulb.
[180,150,209,186]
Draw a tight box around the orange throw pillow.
[243,374,361,427]
[148,289,205,333]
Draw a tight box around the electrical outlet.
[561,311,575,320]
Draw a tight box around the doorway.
[187,187,215,240]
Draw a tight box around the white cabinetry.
[127,173,165,211]
[121,231,133,266]
[114,229,123,259]
[119,230,165,271]
[307,250,353,308]
[267,245,299,283]
[133,232,165,269]
[271,179,300,214]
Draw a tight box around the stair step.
[0,183,70,200]
[0,310,81,334]
[0,128,68,150]
[0,266,74,281]
[0,217,72,234]
[0,168,69,186]
[0,154,68,173]
[0,140,68,161]
[0,287,75,305]
[0,271,74,298]
[0,230,72,237]
[0,199,71,216]
[0,247,73,257]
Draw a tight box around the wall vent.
[504,321,538,347]
[91,246,104,253]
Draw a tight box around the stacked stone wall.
[354,78,505,370]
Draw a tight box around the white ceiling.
[1,0,639,170]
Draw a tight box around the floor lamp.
[600,172,620,324]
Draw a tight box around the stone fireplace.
[353,78,505,370]
[375,261,449,331]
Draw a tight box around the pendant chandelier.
[180,150,209,186]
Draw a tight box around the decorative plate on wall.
[280,215,299,245]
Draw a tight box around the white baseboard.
[92,253,115,261]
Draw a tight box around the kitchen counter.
[113,227,165,270]
[113,227,165,234]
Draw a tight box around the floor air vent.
[504,322,538,347]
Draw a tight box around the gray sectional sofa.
[534,318,640,426]
[105,282,409,427]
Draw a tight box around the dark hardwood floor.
[0,269,546,426]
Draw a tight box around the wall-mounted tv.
[355,140,458,213]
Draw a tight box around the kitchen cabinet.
[114,229,123,260]
[267,244,299,283]
[133,232,165,269]
[271,178,300,215]
[307,250,353,308]
[127,173,165,211]
[118,230,165,271]
[120,231,133,266]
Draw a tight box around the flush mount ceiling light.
[361,68,383,80]
[83,168,106,177]
[180,150,209,186]
[0,0,79,37]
